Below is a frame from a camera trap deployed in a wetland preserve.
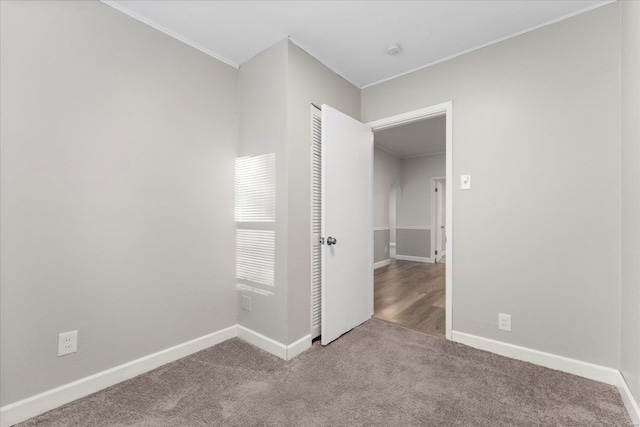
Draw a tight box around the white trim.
[286,334,312,360]
[395,255,433,263]
[373,227,390,231]
[389,242,396,248]
[100,1,239,69]
[373,145,445,160]
[444,103,453,341]
[450,331,640,424]
[102,0,613,90]
[396,226,431,230]
[367,103,449,131]
[0,325,237,427]
[360,1,616,89]
[368,101,453,341]
[236,327,311,361]
[373,143,403,159]
[451,331,619,385]
[237,325,287,360]
[374,259,392,269]
[404,151,446,159]
[617,372,640,425]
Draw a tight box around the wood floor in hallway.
[374,260,446,338]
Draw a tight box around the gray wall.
[238,40,360,345]
[396,229,431,259]
[620,0,640,402]
[374,230,390,263]
[373,147,402,230]
[237,40,289,344]
[373,147,401,263]
[397,154,445,228]
[0,0,238,406]
[363,3,621,368]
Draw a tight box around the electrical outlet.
[241,295,252,311]
[498,313,511,332]
[384,245,388,253]
[58,331,78,356]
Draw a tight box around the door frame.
[367,101,453,340]
[431,176,446,263]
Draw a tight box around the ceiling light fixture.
[386,44,402,56]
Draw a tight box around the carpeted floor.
[19,319,632,426]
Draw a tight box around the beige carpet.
[19,319,631,426]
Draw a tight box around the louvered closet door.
[311,107,322,339]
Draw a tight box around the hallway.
[373,260,445,338]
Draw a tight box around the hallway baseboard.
[373,259,391,269]
[395,255,433,263]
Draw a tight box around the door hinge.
[435,188,438,192]
[435,250,438,255]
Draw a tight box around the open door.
[320,105,373,346]
[435,179,446,262]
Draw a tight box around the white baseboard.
[236,326,311,361]
[1,324,314,427]
[616,372,640,425]
[451,331,619,385]
[5,325,633,426]
[0,325,237,427]
[373,259,391,269]
[451,330,640,423]
[286,334,312,360]
[237,325,287,359]
[395,255,433,263]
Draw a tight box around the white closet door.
[321,105,373,346]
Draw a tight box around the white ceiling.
[103,0,609,88]
[375,116,446,158]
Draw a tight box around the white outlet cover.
[58,330,78,356]
[498,313,511,332]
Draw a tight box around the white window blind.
[236,229,275,287]
[235,153,276,291]
[235,153,276,222]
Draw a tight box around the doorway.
[311,102,452,344]
[368,102,452,339]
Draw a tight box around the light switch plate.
[460,174,471,190]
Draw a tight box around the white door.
[435,179,446,262]
[440,181,446,256]
[321,105,373,346]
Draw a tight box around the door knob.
[326,237,337,246]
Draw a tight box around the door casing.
[367,101,453,340]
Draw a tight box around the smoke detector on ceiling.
[387,44,402,56]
